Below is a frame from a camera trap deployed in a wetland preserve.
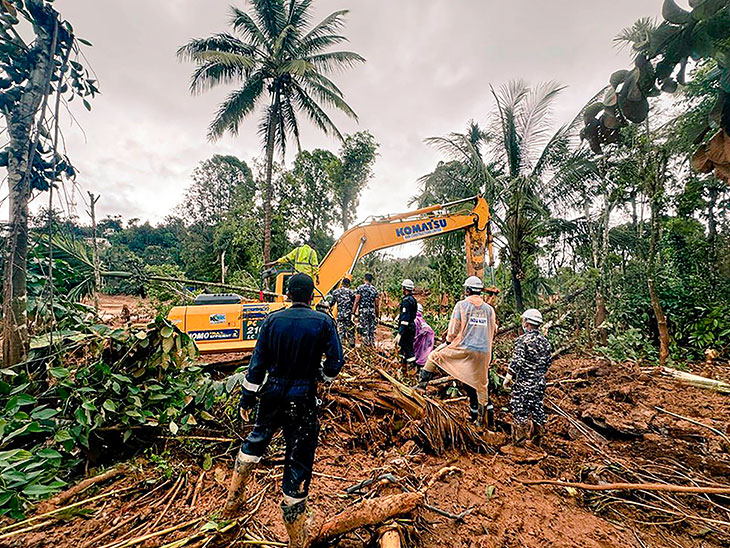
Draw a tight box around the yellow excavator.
[167,195,494,353]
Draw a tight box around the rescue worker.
[506,308,551,445]
[417,276,497,425]
[353,273,380,347]
[223,273,343,547]
[269,240,320,281]
[414,303,435,369]
[397,279,418,370]
[331,278,356,348]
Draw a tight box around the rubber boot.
[416,369,435,391]
[511,423,528,446]
[222,452,257,517]
[282,500,321,548]
[532,423,544,447]
[486,401,495,430]
[468,404,487,426]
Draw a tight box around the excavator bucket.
[465,225,486,279]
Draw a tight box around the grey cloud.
[4,0,660,229]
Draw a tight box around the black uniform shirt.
[398,295,418,327]
[244,304,344,392]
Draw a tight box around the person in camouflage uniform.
[331,278,356,347]
[508,308,552,445]
[353,273,380,347]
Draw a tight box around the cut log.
[314,492,423,542]
[46,466,125,507]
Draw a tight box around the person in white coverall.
[417,276,497,425]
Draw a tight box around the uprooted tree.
[0,0,97,367]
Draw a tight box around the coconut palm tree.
[422,81,575,311]
[178,0,364,263]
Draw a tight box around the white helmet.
[522,308,543,326]
[464,276,484,291]
[402,279,415,291]
[417,303,423,314]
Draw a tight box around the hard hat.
[521,308,543,326]
[402,279,415,290]
[417,303,423,314]
[464,276,484,290]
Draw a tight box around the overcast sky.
[4,0,664,230]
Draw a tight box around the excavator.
[167,195,495,353]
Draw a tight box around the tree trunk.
[647,151,670,366]
[263,117,275,265]
[88,192,101,314]
[707,182,718,258]
[510,260,525,313]
[594,198,613,346]
[341,195,349,231]
[314,492,423,542]
[2,20,55,367]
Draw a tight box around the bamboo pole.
[518,478,730,495]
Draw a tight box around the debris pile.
[3,346,730,547]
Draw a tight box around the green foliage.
[585,1,730,152]
[595,327,658,363]
[0,317,231,517]
[281,149,339,249]
[332,131,379,229]
[352,253,434,301]
[676,304,730,358]
[0,0,98,191]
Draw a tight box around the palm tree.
[178,0,364,263]
[423,82,575,311]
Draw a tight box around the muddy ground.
[5,328,730,548]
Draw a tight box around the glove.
[502,373,513,389]
[239,388,257,411]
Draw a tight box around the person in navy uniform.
[353,273,380,347]
[223,273,343,547]
[397,279,418,371]
[331,278,356,347]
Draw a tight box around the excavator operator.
[268,239,320,281]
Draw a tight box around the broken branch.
[518,478,730,495]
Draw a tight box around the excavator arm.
[170,195,495,353]
[316,195,493,295]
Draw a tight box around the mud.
[6,349,730,548]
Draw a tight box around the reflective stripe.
[400,321,410,325]
[236,449,262,464]
[242,378,261,393]
[406,357,416,363]
[282,493,306,506]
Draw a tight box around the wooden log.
[47,466,125,507]
[314,492,423,542]
[648,366,730,394]
[519,478,730,495]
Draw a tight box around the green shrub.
[595,327,658,363]
[0,318,231,518]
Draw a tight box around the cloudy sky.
[6,0,663,229]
